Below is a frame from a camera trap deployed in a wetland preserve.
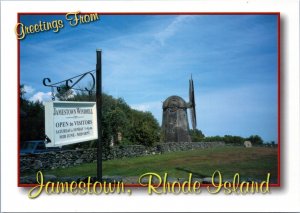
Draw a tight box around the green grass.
[43,146,278,181]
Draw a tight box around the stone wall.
[20,142,225,175]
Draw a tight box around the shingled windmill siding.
[162,96,191,142]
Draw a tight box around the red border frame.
[17,12,281,188]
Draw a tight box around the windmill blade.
[189,77,197,130]
[190,107,197,130]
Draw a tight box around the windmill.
[161,76,197,142]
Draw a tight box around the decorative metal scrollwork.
[43,70,96,100]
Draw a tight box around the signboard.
[44,101,98,147]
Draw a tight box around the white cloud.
[23,85,34,94]
[131,104,150,112]
[130,101,161,112]
[29,92,52,102]
[155,15,194,45]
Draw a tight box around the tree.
[20,84,45,147]
[55,84,74,101]
[20,84,26,99]
[223,135,244,145]
[126,110,160,147]
[106,107,128,144]
[190,129,205,142]
[247,135,263,145]
[201,135,224,142]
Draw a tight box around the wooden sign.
[44,101,98,147]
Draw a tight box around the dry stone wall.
[20,142,225,175]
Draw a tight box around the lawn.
[43,146,278,182]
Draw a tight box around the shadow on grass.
[175,167,207,178]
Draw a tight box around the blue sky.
[20,14,278,142]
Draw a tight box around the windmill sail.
[189,77,197,130]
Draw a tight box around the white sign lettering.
[44,101,98,147]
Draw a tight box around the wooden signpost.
[43,49,103,181]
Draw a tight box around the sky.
[20,14,278,142]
